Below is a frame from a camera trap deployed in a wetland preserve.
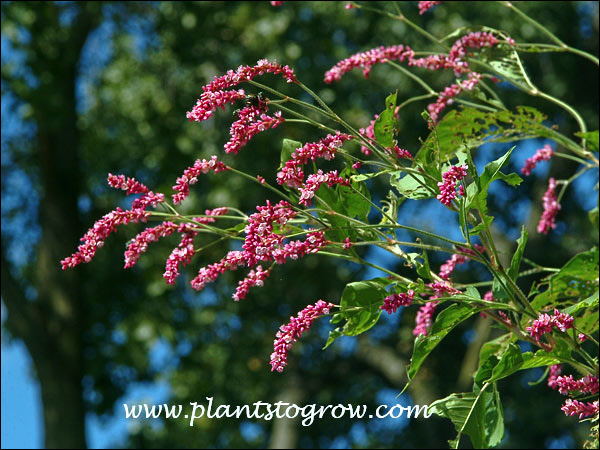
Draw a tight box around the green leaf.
[429,384,504,449]
[563,290,599,315]
[482,343,561,384]
[415,106,558,166]
[323,327,344,350]
[340,182,371,222]
[574,130,599,152]
[530,248,599,311]
[390,170,436,200]
[480,43,531,88]
[563,289,599,335]
[373,92,397,148]
[339,280,388,336]
[406,303,482,385]
[590,206,599,230]
[468,214,494,236]
[508,226,528,280]
[279,138,302,168]
[467,146,521,211]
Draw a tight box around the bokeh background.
[1,1,598,448]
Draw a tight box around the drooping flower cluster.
[242,200,299,266]
[409,31,498,75]
[438,245,484,280]
[381,290,415,314]
[418,1,442,15]
[554,374,599,396]
[526,309,574,341]
[270,1,283,6]
[561,399,599,419]
[187,59,296,124]
[324,45,415,84]
[276,132,354,188]
[270,300,334,372]
[172,156,230,205]
[413,281,461,336]
[413,301,440,337]
[62,175,165,269]
[124,221,180,269]
[196,207,229,224]
[547,364,563,390]
[445,32,499,74]
[428,72,481,123]
[521,144,554,176]
[386,145,413,160]
[164,229,198,285]
[547,365,599,419]
[186,89,246,123]
[326,32,503,83]
[190,200,329,299]
[537,177,561,234]
[233,265,272,301]
[225,104,285,155]
[437,164,468,206]
[358,115,378,155]
[299,170,350,206]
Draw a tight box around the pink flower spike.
[352,161,362,169]
[124,221,179,269]
[358,115,378,155]
[521,144,554,176]
[324,45,414,84]
[561,399,599,419]
[342,237,353,249]
[387,145,412,159]
[381,290,415,314]
[578,333,587,343]
[164,228,197,285]
[413,301,439,336]
[547,364,562,390]
[270,1,283,5]
[233,265,271,301]
[201,59,297,95]
[427,72,481,124]
[107,173,149,195]
[526,312,554,341]
[437,164,468,206]
[276,132,353,187]
[225,105,284,155]
[537,178,561,234]
[551,308,574,332]
[172,156,230,205]
[61,208,151,270]
[526,309,573,341]
[270,300,335,372]
[298,170,350,206]
[418,1,442,15]
[186,89,246,123]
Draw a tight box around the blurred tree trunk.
[1,3,102,447]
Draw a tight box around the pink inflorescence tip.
[537,177,561,234]
[437,164,468,206]
[270,300,335,372]
[521,144,554,176]
[527,309,574,341]
[381,290,415,314]
[418,1,442,15]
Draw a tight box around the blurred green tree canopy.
[1,1,598,448]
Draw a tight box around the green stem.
[386,60,436,95]
[502,1,599,66]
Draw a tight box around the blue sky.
[2,3,599,449]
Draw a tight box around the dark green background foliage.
[1,1,598,448]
